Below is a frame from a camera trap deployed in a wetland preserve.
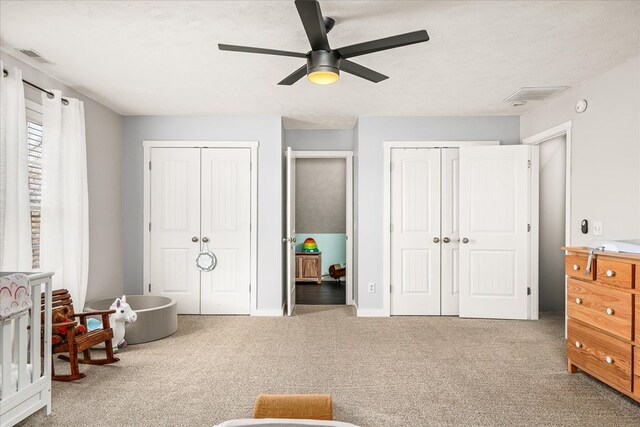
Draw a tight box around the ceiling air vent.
[503,86,569,103]
[18,49,51,64]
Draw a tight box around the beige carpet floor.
[18,306,640,426]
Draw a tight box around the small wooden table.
[295,252,322,284]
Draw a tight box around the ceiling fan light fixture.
[308,69,339,85]
[307,50,340,85]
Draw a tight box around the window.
[26,99,43,269]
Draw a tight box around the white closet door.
[441,148,460,315]
[391,148,441,315]
[200,148,251,315]
[286,147,296,316]
[149,148,201,314]
[459,145,531,319]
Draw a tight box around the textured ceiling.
[1,1,639,128]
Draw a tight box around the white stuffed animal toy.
[109,296,137,351]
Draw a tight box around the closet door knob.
[573,264,580,271]
[606,308,614,316]
[605,356,614,364]
[606,270,615,277]
[433,237,440,243]
[575,341,582,349]
[192,236,199,242]
[202,237,209,243]
[443,237,450,243]
[461,238,469,244]
[575,298,582,305]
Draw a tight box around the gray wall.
[285,129,354,151]
[538,135,566,311]
[355,116,521,310]
[1,52,124,304]
[122,116,283,312]
[521,56,640,246]
[295,158,346,233]
[352,120,359,305]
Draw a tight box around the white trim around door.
[382,141,500,317]
[522,121,572,325]
[143,140,259,315]
[291,150,354,306]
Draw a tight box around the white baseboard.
[251,304,285,317]
[356,307,389,317]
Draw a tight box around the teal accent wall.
[295,233,346,276]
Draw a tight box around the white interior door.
[459,145,531,319]
[441,148,460,315]
[286,147,296,316]
[149,148,201,314]
[390,148,441,315]
[200,148,251,314]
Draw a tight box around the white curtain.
[0,60,32,271]
[40,90,89,310]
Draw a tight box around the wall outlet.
[368,282,375,293]
[592,221,603,236]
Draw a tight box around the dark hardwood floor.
[296,280,346,305]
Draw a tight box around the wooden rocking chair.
[42,289,119,381]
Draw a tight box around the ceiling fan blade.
[336,30,429,59]
[219,43,306,58]
[295,0,330,51]
[278,65,308,85]
[340,59,388,83]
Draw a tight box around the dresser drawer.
[567,278,632,340]
[567,319,632,394]
[596,259,634,289]
[565,255,595,280]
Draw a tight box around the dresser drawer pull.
[606,307,614,316]
[606,270,615,277]
[605,356,614,364]
[575,298,582,305]
[572,264,580,271]
[575,341,583,349]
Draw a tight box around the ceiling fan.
[219,0,429,85]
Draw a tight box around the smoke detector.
[17,49,51,64]
[503,86,569,103]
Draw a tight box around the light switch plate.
[593,221,603,236]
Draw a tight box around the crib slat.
[31,282,42,378]
[1,319,13,398]
[43,278,52,381]
[17,313,29,389]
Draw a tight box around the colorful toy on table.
[302,237,319,252]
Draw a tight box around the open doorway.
[538,135,567,311]
[524,121,572,320]
[285,150,353,315]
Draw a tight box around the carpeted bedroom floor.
[19,305,640,427]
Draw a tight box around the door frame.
[522,121,572,322]
[142,140,259,315]
[382,141,500,317]
[290,150,354,306]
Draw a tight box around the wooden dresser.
[564,246,639,401]
[295,252,322,284]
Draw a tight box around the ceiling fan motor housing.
[307,50,340,77]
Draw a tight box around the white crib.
[0,272,53,427]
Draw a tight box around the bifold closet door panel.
[390,148,441,315]
[459,145,530,320]
[200,148,252,315]
[150,148,202,314]
[441,148,460,315]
